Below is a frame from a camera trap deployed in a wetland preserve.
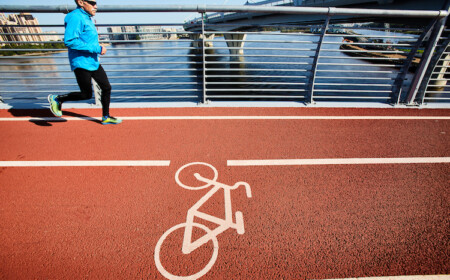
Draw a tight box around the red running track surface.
[0,107,449,279]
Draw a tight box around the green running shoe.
[48,94,62,117]
[102,116,122,125]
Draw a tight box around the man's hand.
[100,44,107,55]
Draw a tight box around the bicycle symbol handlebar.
[193,172,252,197]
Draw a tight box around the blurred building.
[122,26,138,40]
[107,25,180,41]
[107,26,139,41]
[43,31,61,42]
[136,26,163,40]
[107,26,123,40]
[163,28,179,40]
[0,13,48,45]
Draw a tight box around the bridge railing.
[0,23,202,106]
[201,23,435,104]
[420,28,450,104]
[0,5,448,108]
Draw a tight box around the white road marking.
[228,157,450,166]
[2,158,449,167]
[118,116,450,120]
[323,275,450,280]
[0,115,450,121]
[0,160,170,167]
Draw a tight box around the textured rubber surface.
[0,107,448,279]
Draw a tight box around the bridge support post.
[224,33,247,60]
[190,33,215,51]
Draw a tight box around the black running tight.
[58,65,111,117]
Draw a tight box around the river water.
[0,31,419,107]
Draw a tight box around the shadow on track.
[7,108,101,126]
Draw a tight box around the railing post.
[425,40,450,95]
[405,6,449,105]
[92,79,102,107]
[415,38,450,104]
[391,19,437,105]
[201,12,207,104]
[307,15,330,104]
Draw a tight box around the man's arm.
[100,44,107,55]
[64,15,102,54]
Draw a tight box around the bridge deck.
[0,107,449,279]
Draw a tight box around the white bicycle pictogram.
[154,162,252,280]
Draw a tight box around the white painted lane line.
[122,116,450,120]
[227,157,450,166]
[0,160,170,167]
[323,275,450,280]
[0,117,95,121]
[0,116,450,121]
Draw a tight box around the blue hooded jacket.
[64,7,102,71]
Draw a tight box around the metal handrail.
[1,5,447,17]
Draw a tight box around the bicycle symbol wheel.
[154,222,219,280]
[175,162,218,190]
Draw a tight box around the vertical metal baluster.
[420,39,450,104]
[92,79,102,107]
[307,14,330,104]
[391,19,436,105]
[405,6,449,105]
[201,12,207,104]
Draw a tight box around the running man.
[48,0,121,125]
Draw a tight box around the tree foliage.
[0,42,66,56]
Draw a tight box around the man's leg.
[48,68,93,117]
[59,68,94,102]
[92,65,121,124]
[91,65,111,118]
